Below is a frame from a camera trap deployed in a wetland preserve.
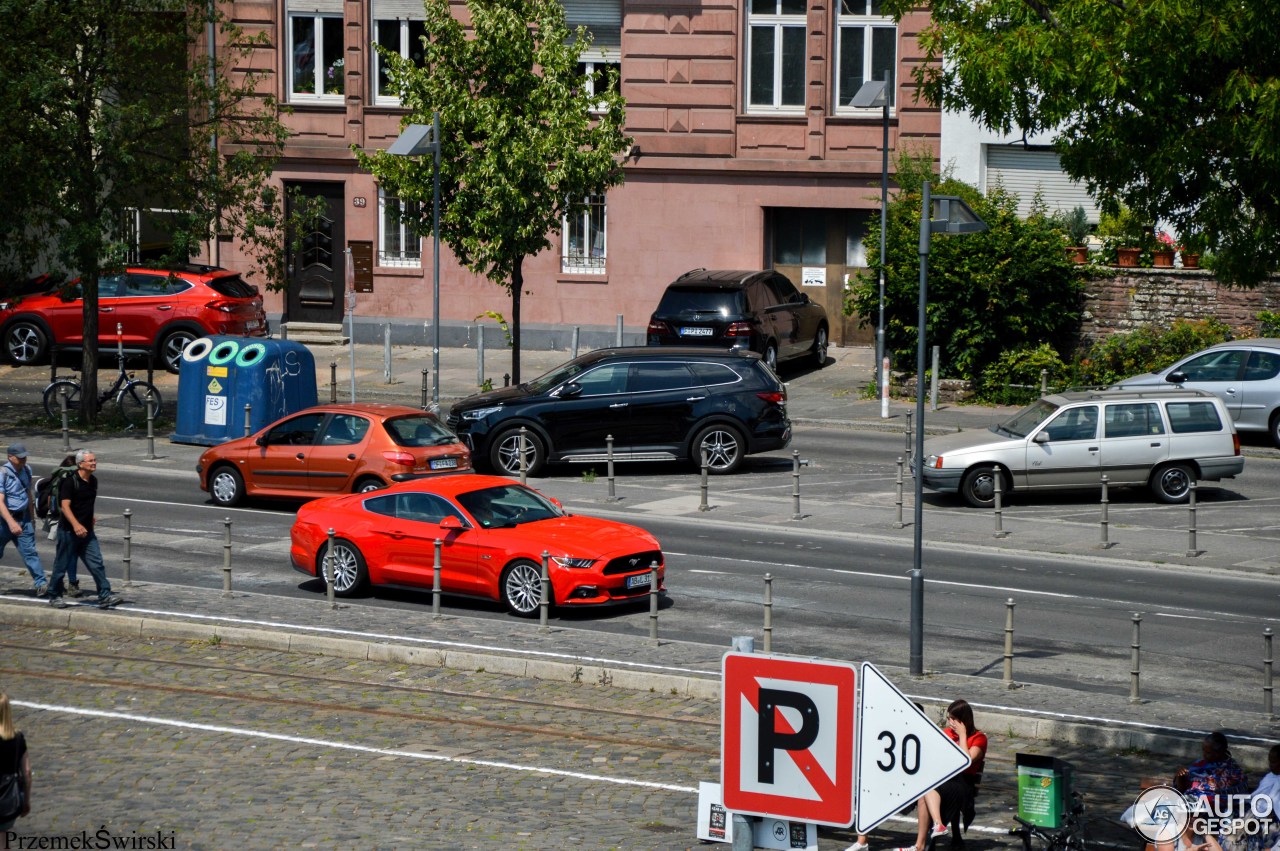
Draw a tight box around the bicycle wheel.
[115,380,162,427]
[42,379,82,420]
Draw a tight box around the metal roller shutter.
[563,0,621,49]
[985,146,1099,221]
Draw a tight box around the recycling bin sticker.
[205,394,227,426]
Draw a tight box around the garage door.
[985,146,1100,221]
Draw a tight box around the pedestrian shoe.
[845,843,870,851]
[67,580,83,598]
[33,581,48,597]
[98,593,124,609]
[930,824,950,839]
[48,596,68,609]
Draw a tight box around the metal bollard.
[1003,598,1015,686]
[1130,612,1142,704]
[539,550,550,631]
[324,528,336,608]
[384,323,393,384]
[420,368,430,409]
[1186,481,1202,556]
[519,427,528,486]
[477,325,485,387]
[432,538,443,617]
[790,450,808,521]
[222,518,233,597]
[615,314,623,347]
[929,345,940,412]
[606,434,617,501]
[699,450,710,512]
[122,509,133,587]
[243,403,252,438]
[1265,628,1275,720]
[503,372,510,388]
[60,386,71,452]
[993,473,1008,538]
[905,411,913,457]
[648,561,660,643]
[329,361,338,403]
[1040,369,1049,395]
[571,326,580,360]
[894,456,905,528]
[762,573,773,654]
[145,395,157,460]
[1097,474,1113,549]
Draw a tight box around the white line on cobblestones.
[14,699,700,794]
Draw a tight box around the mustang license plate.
[430,457,459,470]
[626,573,652,589]
[679,327,713,336]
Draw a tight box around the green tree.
[356,0,630,383]
[882,0,1280,287]
[846,152,1084,384]
[0,0,296,424]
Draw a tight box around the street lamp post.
[387,113,442,412]
[850,75,891,413]
[910,180,988,676]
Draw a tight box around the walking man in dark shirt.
[47,450,121,609]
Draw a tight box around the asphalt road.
[38,423,1278,718]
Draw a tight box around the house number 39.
[352,197,367,207]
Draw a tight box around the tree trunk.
[510,257,524,385]
[76,262,100,429]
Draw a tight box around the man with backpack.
[0,444,47,596]
[36,454,83,597]
[46,450,121,609]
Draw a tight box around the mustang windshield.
[457,484,564,529]
[995,399,1059,438]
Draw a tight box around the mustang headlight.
[551,556,596,569]
[460,405,504,421]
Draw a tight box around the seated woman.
[897,699,987,851]
[1175,731,1249,808]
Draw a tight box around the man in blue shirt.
[0,443,47,596]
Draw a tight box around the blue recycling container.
[172,335,317,445]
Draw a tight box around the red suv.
[0,265,268,373]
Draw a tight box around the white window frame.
[747,1,807,113]
[562,195,607,275]
[378,189,422,268]
[834,0,897,115]
[576,50,620,114]
[371,16,428,106]
[288,12,344,103]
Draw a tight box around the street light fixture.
[850,75,890,415]
[910,180,988,676]
[387,113,442,412]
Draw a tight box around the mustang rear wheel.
[322,538,368,596]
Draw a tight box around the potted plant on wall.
[1097,205,1143,267]
[1153,229,1177,267]
[1063,206,1091,263]
[1180,230,1206,268]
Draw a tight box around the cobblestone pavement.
[1,625,1208,850]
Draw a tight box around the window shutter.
[563,0,621,49]
[371,0,425,18]
[985,146,1100,221]
[286,0,343,14]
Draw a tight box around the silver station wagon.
[919,388,1244,507]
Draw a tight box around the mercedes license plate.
[430,457,458,470]
[679,327,713,336]
[626,573,652,589]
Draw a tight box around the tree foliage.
[882,0,1280,287]
[0,0,296,423]
[846,152,1084,384]
[356,0,630,382]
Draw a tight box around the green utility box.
[1016,753,1074,829]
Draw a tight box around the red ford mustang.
[290,474,666,616]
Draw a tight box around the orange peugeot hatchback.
[197,403,471,506]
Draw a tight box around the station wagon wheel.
[489,427,545,476]
[321,538,368,596]
[209,465,245,507]
[1151,462,1195,504]
[693,423,744,474]
[1270,412,1280,449]
[961,465,1001,508]
[501,559,545,617]
[811,326,828,367]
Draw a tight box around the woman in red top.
[898,699,987,851]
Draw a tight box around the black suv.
[446,347,790,476]
[646,269,829,371]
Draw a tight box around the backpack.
[35,463,78,520]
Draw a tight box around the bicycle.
[42,364,162,428]
[1009,792,1088,851]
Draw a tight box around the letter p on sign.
[722,652,857,826]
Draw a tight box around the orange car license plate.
[430,457,458,470]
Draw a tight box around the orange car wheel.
[209,465,245,507]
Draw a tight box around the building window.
[563,195,606,274]
[576,58,620,113]
[836,0,896,112]
[290,14,344,101]
[747,0,807,111]
[373,17,428,104]
[379,190,422,268]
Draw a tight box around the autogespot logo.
[1132,785,1191,844]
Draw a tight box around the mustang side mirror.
[439,516,464,530]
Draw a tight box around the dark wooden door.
[286,182,345,325]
